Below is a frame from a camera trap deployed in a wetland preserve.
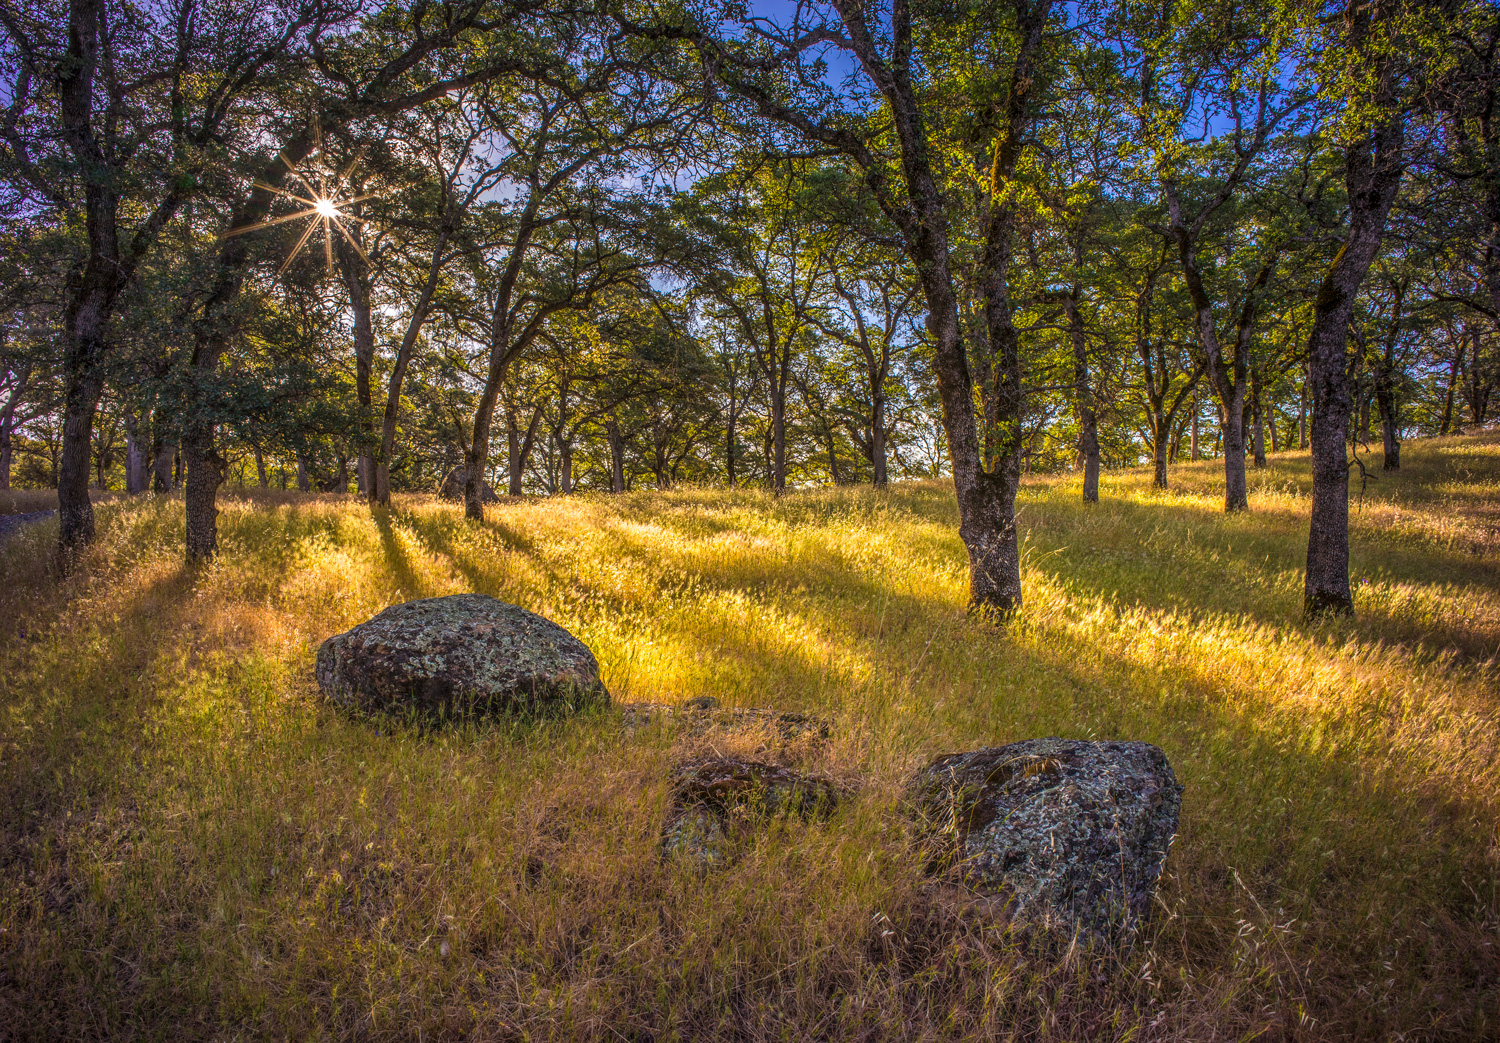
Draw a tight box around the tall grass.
[0,434,1496,1040]
[0,488,62,514]
[0,488,120,515]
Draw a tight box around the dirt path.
[0,511,55,541]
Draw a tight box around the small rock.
[620,702,674,731]
[662,757,839,864]
[907,737,1182,942]
[316,594,608,717]
[619,699,830,745]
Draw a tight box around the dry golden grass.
[0,488,121,515]
[0,433,1497,1041]
[0,488,61,514]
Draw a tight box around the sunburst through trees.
[226,152,377,274]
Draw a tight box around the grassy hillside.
[1,432,1496,1040]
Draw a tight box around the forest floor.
[0,431,1497,1041]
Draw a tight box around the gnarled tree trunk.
[1305,114,1404,617]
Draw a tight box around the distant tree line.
[1,0,1496,618]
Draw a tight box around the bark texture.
[1305,115,1405,617]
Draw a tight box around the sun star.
[222,153,378,275]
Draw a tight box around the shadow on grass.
[1,483,1498,1038]
[371,508,429,602]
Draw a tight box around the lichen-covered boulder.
[908,738,1182,941]
[437,465,498,503]
[316,594,608,717]
[662,757,839,864]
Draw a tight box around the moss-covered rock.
[315,594,608,718]
[661,757,839,865]
[908,738,1182,942]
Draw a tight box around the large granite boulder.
[438,465,498,503]
[662,757,839,864]
[908,738,1182,942]
[315,594,608,717]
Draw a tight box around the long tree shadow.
[371,508,431,602]
[3,491,1496,1038]
[648,566,1500,1036]
[1012,493,1500,661]
[386,506,532,601]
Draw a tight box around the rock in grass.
[620,697,831,745]
[437,465,498,503]
[316,594,608,718]
[662,757,839,864]
[907,738,1182,942]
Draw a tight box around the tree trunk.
[296,454,310,492]
[183,441,223,562]
[1466,325,1482,423]
[725,406,737,485]
[376,238,446,506]
[724,0,1049,617]
[1222,384,1249,509]
[1190,390,1200,461]
[871,393,888,488]
[606,418,626,493]
[1377,385,1400,469]
[374,460,392,504]
[769,385,786,494]
[53,0,113,566]
[1305,113,1405,618]
[152,439,176,492]
[1375,278,1407,470]
[1152,408,1168,489]
[960,0,1052,618]
[255,449,268,489]
[1164,184,1269,511]
[123,414,144,494]
[507,406,540,495]
[337,207,378,504]
[57,356,105,563]
[1065,291,1099,502]
[464,388,501,521]
[1298,376,1309,449]
[1439,336,1462,435]
[183,369,227,563]
[506,405,522,494]
[1469,323,1490,424]
[185,129,320,560]
[1250,369,1267,467]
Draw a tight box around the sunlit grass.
[0,488,62,514]
[1,433,1497,1039]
